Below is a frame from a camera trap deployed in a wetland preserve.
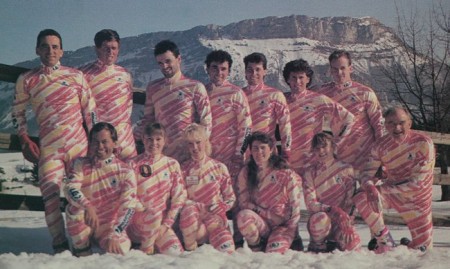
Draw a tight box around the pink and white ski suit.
[80,60,137,161]
[206,81,252,180]
[303,159,361,251]
[12,63,97,246]
[243,83,291,159]
[138,72,212,161]
[179,156,236,252]
[353,130,435,250]
[316,81,384,172]
[127,153,187,254]
[64,155,137,252]
[236,167,301,253]
[286,90,354,175]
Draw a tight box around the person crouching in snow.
[303,132,361,253]
[352,105,435,253]
[64,122,137,256]
[179,123,236,253]
[127,123,187,254]
[236,131,301,253]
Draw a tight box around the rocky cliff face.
[0,14,403,134]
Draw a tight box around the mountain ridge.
[1,14,405,134]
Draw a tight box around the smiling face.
[186,133,207,161]
[156,50,181,78]
[287,71,310,93]
[207,61,230,86]
[96,40,119,65]
[250,140,272,168]
[313,139,334,162]
[385,108,412,142]
[143,133,165,156]
[245,62,266,86]
[330,56,352,85]
[90,129,116,160]
[35,35,63,67]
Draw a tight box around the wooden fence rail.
[1,63,450,185]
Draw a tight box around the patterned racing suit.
[236,166,301,253]
[179,156,236,252]
[127,153,187,254]
[80,60,137,161]
[316,81,384,173]
[353,131,435,251]
[206,81,252,180]
[286,89,354,175]
[137,72,212,161]
[303,159,361,251]
[243,83,291,159]
[12,62,97,247]
[64,156,137,253]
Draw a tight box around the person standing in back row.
[12,29,97,253]
[204,50,252,181]
[283,59,355,176]
[242,52,291,160]
[316,50,384,174]
[136,40,212,162]
[80,29,137,161]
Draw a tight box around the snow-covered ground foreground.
[1,151,450,269]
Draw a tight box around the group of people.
[11,28,435,257]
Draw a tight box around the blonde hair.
[183,123,212,157]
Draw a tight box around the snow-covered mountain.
[0,14,407,135]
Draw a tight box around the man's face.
[330,56,352,85]
[385,109,412,141]
[245,62,266,86]
[287,71,310,93]
[90,129,116,160]
[155,50,181,78]
[207,61,230,86]
[36,35,63,67]
[96,40,120,65]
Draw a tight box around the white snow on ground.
[1,151,450,269]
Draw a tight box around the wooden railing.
[1,63,449,185]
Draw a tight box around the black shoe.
[53,241,70,254]
[131,242,141,250]
[234,239,245,249]
[368,237,377,251]
[307,240,337,253]
[400,237,426,252]
[72,245,93,257]
[290,237,304,251]
[326,240,338,252]
[400,237,411,246]
[248,237,267,252]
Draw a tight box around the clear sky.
[0,0,447,65]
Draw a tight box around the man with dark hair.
[282,59,354,175]
[80,29,137,161]
[137,39,212,161]
[65,122,137,256]
[242,52,291,160]
[12,29,97,253]
[317,50,384,174]
[353,105,435,253]
[204,50,252,180]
